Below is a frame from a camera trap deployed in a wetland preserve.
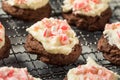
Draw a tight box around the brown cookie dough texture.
[24,34,82,66]
[2,1,51,21]
[0,36,11,59]
[62,7,112,31]
[97,36,120,65]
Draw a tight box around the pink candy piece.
[59,34,69,45]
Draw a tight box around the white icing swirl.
[103,22,120,49]
[62,0,110,17]
[67,57,120,80]
[0,23,5,49]
[6,0,49,10]
[26,18,79,55]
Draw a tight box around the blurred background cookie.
[62,0,112,31]
[0,23,11,59]
[65,57,120,80]
[0,67,41,80]
[98,22,120,65]
[2,0,51,21]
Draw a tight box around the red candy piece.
[59,34,69,45]
[7,70,14,77]
[74,2,86,10]
[43,29,54,37]
[117,31,120,38]
[74,0,91,12]
[92,0,100,4]
[61,25,68,30]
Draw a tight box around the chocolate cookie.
[0,36,11,59]
[24,34,82,66]
[2,1,51,21]
[97,36,120,65]
[62,7,112,31]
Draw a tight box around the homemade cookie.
[62,0,112,31]
[2,0,51,21]
[98,22,120,65]
[25,18,82,65]
[0,23,11,59]
[0,67,41,80]
[64,57,120,80]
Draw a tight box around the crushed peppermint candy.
[67,57,120,80]
[73,0,101,12]
[0,67,40,80]
[41,18,71,45]
[75,65,114,80]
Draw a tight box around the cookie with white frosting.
[0,67,41,80]
[2,0,51,21]
[0,23,11,59]
[24,18,82,65]
[64,57,120,80]
[98,22,120,65]
[62,0,112,31]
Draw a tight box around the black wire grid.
[0,0,120,80]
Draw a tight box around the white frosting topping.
[103,22,120,49]
[6,0,49,10]
[26,18,79,55]
[0,23,5,49]
[67,57,120,80]
[62,0,110,17]
[0,67,41,80]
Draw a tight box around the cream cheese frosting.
[0,67,41,80]
[62,0,110,17]
[6,0,49,10]
[103,22,120,49]
[67,57,120,80]
[26,18,79,55]
[0,23,5,49]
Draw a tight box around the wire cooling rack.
[0,0,120,80]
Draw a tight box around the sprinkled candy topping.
[67,57,120,80]
[103,22,120,49]
[62,0,110,17]
[0,67,40,80]
[75,65,114,80]
[26,18,79,55]
[41,18,70,45]
[73,0,100,12]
